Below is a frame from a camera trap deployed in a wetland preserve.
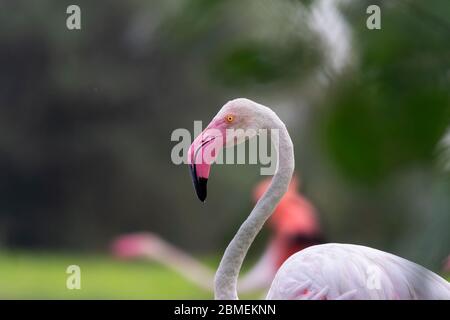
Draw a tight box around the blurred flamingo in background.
[112,232,214,291]
[112,175,324,294]
[188,98,450,299]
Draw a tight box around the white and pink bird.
[187,98,450,300]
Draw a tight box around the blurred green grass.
[0,251,448,299]
[0,251,214,299]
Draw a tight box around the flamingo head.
[188,98,275,201]
[111,233,164,259]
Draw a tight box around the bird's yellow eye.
[226,115,234,123]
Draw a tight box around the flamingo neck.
[214,115,295,300]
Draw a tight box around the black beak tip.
[189,165,208,202]
[196,178,208,202]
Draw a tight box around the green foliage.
[211,42,316,86]
[321,1,450,183]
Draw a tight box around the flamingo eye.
[226,115,234,123]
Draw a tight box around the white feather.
[267,243,450,299]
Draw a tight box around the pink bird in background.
[111,175,324,294]
[252,176,324,270]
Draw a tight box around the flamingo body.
[267,243,450,300]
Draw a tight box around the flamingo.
[187,97,450,300]
[112,176,324,293]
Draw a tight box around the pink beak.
[188,120,226,202]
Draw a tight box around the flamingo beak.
[188,126,224,202]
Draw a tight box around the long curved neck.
[147,238,277,294]
[214,115,295,299]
